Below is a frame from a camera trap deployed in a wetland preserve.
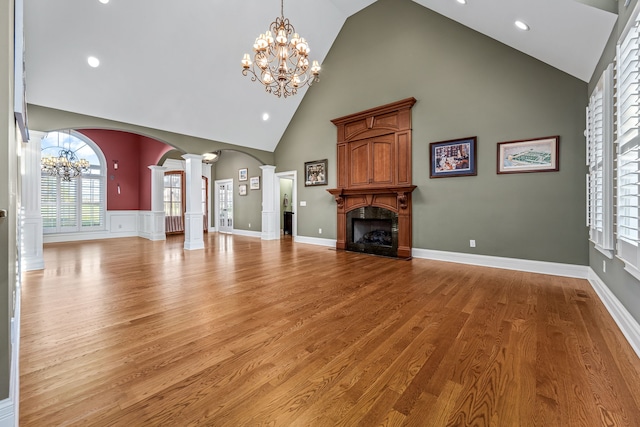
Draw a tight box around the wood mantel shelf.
[327,186,417,211]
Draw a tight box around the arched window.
[41,130,106,234]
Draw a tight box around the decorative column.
[182,154,204,250]
[260,165,278,240]
[21,130,45,270]
[146,165,167,241]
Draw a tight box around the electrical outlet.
[319,228,322,234]
[470,240,476,248]
[603,260,606,273]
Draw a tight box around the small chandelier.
[241,0,321,98]
[41,133,90,181]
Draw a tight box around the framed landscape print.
[430,136,477,178]
[304,159,328,186]
[238,168,248,181]
[497,136,559,174]
[250,176,260,190]
[239,184,247,196]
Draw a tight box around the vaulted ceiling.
[24,0,617,152]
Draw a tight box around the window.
[164,171,185,234]
[615,15,640,279]
[587,63,614,257]
[41,131,106,234]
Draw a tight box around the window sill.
[591,241,614,259]
[621,260,640,282]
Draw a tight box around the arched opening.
[40,130,106,234]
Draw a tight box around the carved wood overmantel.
[328,98,417,259]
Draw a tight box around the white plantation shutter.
[587,63,614,256]
[41,131,106,234]
[616,16,640,278]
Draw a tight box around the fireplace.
[347,207,398,257]
[328,98,417,259]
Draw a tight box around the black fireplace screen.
[346,207,398,257]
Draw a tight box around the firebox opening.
[346,206,399,257]
[353,219,392,247]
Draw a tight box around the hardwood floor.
[20,233,640,426]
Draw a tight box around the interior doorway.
[215,179,233,233]
[275,171,297,238]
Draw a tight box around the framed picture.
[497,136,559,174]
[250,176,260,190]
[430,136,477,178]
[305,159,328,186]
[238,168,248,181]
[239,184,247,196]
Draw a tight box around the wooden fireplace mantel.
[328,98,417,259]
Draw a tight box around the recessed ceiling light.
[87,56,100,67]
[456,0,467,4]
[262,113,269,121]
[99,0,109,4]
[515,20,530,31]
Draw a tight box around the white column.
[21,130,45,270]
[260,165,278,240]
[182,154,204,250]
[145,165,167,241]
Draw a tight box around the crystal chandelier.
[241,0,321,98]
[41,133,90,181]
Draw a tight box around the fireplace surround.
[328,98,417,259]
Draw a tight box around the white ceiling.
[23,0,617,153]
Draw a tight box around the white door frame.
[275,170,297,238]
[214,178,234,233]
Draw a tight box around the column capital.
[182,153,204,161]
[260,165,276,172]
[148,165,167,171]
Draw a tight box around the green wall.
[588,0,640,323]
[275,0,588,265]
[1,0,16,401]
[213,150,263,232]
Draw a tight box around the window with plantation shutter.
[615,15,640,279]
[587,63,614,257]
[41,131,106,234]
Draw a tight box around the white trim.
[294,235,337,247]
[411,248,589,279]
[232,229,262,238]
[622,260,640,282]
[275,170,297,238]
[0,399,15,427]
[592,242,614,259]
[0,273,21,427]
[588,269,640,359]
[43,210,166,243]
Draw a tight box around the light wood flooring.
[20,233,640,426]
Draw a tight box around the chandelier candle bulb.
[241,0,320,98]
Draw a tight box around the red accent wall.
[78,129,173,211]
[138,135,173,210]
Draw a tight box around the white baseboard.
[294,235,337,247]
[233,229,262,238]
[588,269,640,359]
[412,248,589,279]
